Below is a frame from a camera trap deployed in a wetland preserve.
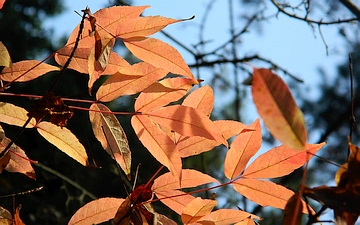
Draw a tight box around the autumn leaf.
[0,206,12,225]
[68,197,124,225]
[242,143,325,179]
[0,102,36,127]
[224,119,261,180]
[37,122,88,166]
[152,169,219,192]
[116,16,181,39]
[252,68,307,150]
[197,209,260,225]
[14,205,25,225]
[182,85,214,117]
[131,114,182,183]
[96,62,168,102]
[0,0,5,10]
[0,60,59,82]
[282,193,303,225]
[89,103,131,179]
[181,197,217,224]
[233,179,308,213]
[135,77,195,112]
[0,41,11,68]
[154,189,195,215]
[124,37,196,80]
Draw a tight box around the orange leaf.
[89,103,131,178]
[14,205,25,225]
[235,217,257,225]
[233,179,308,213]
[135,77,195,112]
[68,197,124,225]
[0,60,59,82]
[116,16,181,39]
[96,62,167,102]
[154,190,195,215]
[124,37,195,80]
[181,197,217,224]
[152,169,219,192]
[55,47,92,73]
[224,119,261,180]
[0,41,11,68]
[131,114,182,183]
[0,1,5,10]
[182,85,214,117]
[37,122,88,166]
[242,143,325,179]
[146,105,226,146]
[197,209,260,225]
[0,102,36,127]
[252,68,307,150]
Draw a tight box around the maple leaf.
[89,103,131,179]
[251,68,307,150]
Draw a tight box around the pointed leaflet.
[135,77,195,112]
[252,68,307,150]
[242,143,325,179]
[89,103,131,178]
[154,189,195,215]
[0,41,11,68]
[233,179,308,213]
[182,85,214,117]
[224,119,261,180]
[197,209,260,225]
[116,16,181,39]
[37,122,88,166]
[181,197,217,224]
[0,60,59,82]
[68,197,124,225]
[152,169,219,192]
[96,62,168,102]
[131,114,182,183]
[124,37,196,80]
[55,5,148,69]
[0,102,36,127]
[146,105,227,146]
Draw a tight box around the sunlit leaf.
[89,103,131,178]
[14,205,25,225]
[124,37,196,80]
[68,197,124,225]
[181,197,217,224]
[0,41,11,68]
[37,122,88,166]
[131,114,182,183]
[242,143,325,179]
[0,60,59,82]
[152,169,219,192]
[182,85,214,117]
[252,68,307,149]
[117,16,181,39]
[96,62,167,102]
[224,119,261,180]
[0,102,36,127]
[135,77,195,112]
[154,190,195,215]
[197,209,260,225]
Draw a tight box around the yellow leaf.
[0,102,36,127]
[0,41,11,68]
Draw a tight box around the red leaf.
[242,143,325,179]
[224,119,261,180]
[252,68,307,149]
[68,197,124,225]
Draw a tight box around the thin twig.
[348,54,355,157]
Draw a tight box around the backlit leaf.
[182,85,214,117]
[14,205,25,225]
[154,190,195,215]
[152,169,219,192]
[242,143,325,179]
[96,62,167,102]
[0,41,11,68]
[0,206,12,225]
[0,60,59,82]
[197,209,260,225]
[146,105,226,146]
[224,119,261,180]
[181,197,217,224]
[0,102,36,127]
[89,103,131,178]
[68,197,124,225]
[116,16,181,39]
[252,68,307,149]
[37,122,88,166]
[131,114,182,183]
[233,179,308,213]
[135,77,195,112]
[282,193,303,225]
[124,37,195,80]
[0,1,5,10]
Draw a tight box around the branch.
[340,0,360,20]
